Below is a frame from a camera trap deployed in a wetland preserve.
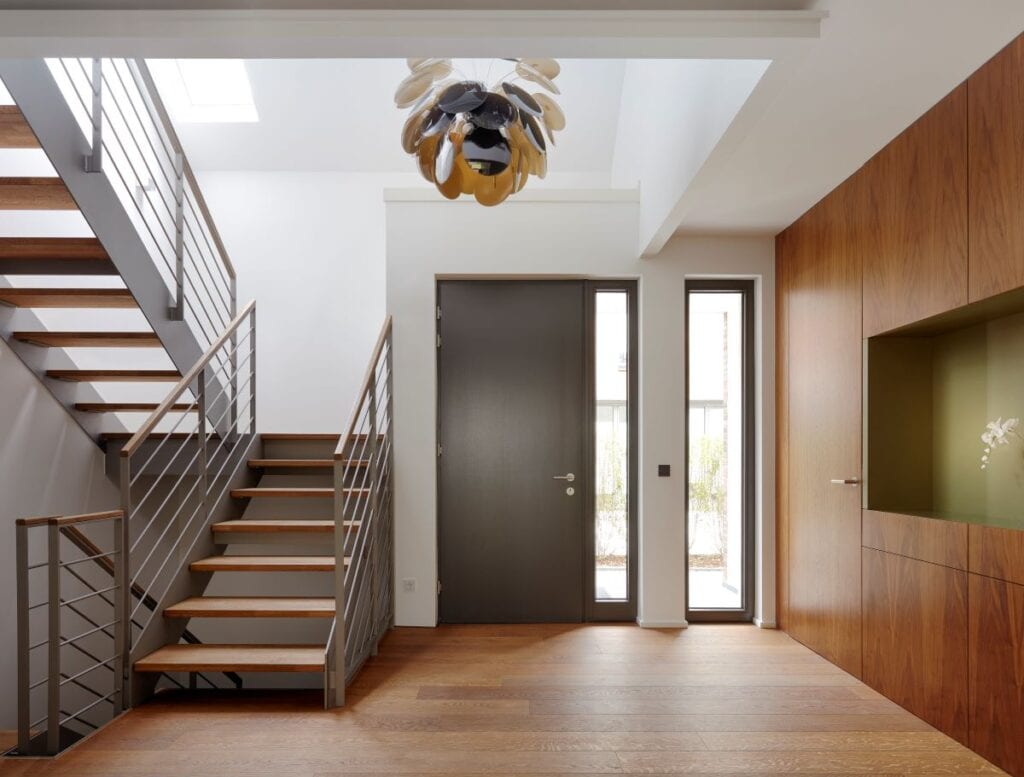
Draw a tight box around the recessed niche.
[866,288,1024,530]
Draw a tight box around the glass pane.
[595,291,629,601]
[688,292,744,610]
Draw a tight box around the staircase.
[135,434,349,678]
[5,59,395,757]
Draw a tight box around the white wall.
[611,58,770,256]
[0,338,121,730]
[196,172,394,433]
[385,189,774,629]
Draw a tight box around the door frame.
[684,278,756,623]
[584,280,639,622]
[434,278,638,623]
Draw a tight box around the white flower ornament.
[980,417,1022,469]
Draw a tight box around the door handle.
[830,478,861,486]
[553,473,575,482]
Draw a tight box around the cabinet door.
[969,574,1024,775]
[861,85,968,336]
[781,179,863,677]
[969,34,1024,301]
[862,548,969,743]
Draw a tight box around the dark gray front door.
[437,280,585,623]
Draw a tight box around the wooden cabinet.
[778,179,863,678]
[862,548,969,743]
[969,524,1024,587]
[969,34,1024,301]
[862,510,967,569]
[969,574,1024,775]
[860,85,969,337]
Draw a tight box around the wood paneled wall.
[969,34,1024,301]
[777,30,1024,777]
[860,85,969,337]
[862,548,969,744]
[776,180,863,679]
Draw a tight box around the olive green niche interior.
[866,289,1024,530]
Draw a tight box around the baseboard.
[754,618,778,629]
[637,619,689,629]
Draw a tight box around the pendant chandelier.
[395,58,565,206]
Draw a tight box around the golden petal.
[521,58,560,79]
[395,70,434,108]
[416,135,440,183]
[407,57,428,70]
[475,162,515,206]
[534,93,565,131]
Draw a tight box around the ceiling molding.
[0,8,826,57]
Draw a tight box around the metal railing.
[325,317,394,707]
[119,300,256,681]
[15,511,126,756]
[48,57,237,346]
[13,304,255,756]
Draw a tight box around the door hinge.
[437,580,443,595]
[437,443,443,457]
[436,305,442,320]
[436,333,442,348]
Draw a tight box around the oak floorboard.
[0,625,1002,777]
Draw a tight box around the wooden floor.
[0,624,1004,776]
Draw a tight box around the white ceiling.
[160,58,627,175]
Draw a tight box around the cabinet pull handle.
[830,478,861,486]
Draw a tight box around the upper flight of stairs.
[0,108,185,444]
[134,434,350,678]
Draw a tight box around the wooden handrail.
[120,299,255,458]
[334,316,392,461]
[16,509,124,528]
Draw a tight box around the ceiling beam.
[0,8,826,58]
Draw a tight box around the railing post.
[84,58,103,173]
[249,309,256,435]
[171,151,185,321]
[46,522,61,755]
[330,457,347,707]
[198,368,209,520]
[15,523,30,754]
[368,370,381,655]
[118,456,132,705]
[111,513,125,714]
[385,332,396,628]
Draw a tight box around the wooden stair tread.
[211,519,358,533]
[0,288,135,308]
[74,402,193,413]
[165,596,335,618]
[260,433,341,441]
[0,106,39,148]
[0,177,76,210]
[248,458,352,469]
[13,331,161,347]
[100,431,220,442]
[0,238,115,276]
[231,487,356,498]
[191,555,342,572]
[48,369,180,382]
[135,644,325,673]
[0,237,107,260]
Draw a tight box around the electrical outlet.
[402,578,416,593]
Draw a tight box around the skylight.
[147,60,258,123]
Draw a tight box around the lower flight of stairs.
[134,434,350,679]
